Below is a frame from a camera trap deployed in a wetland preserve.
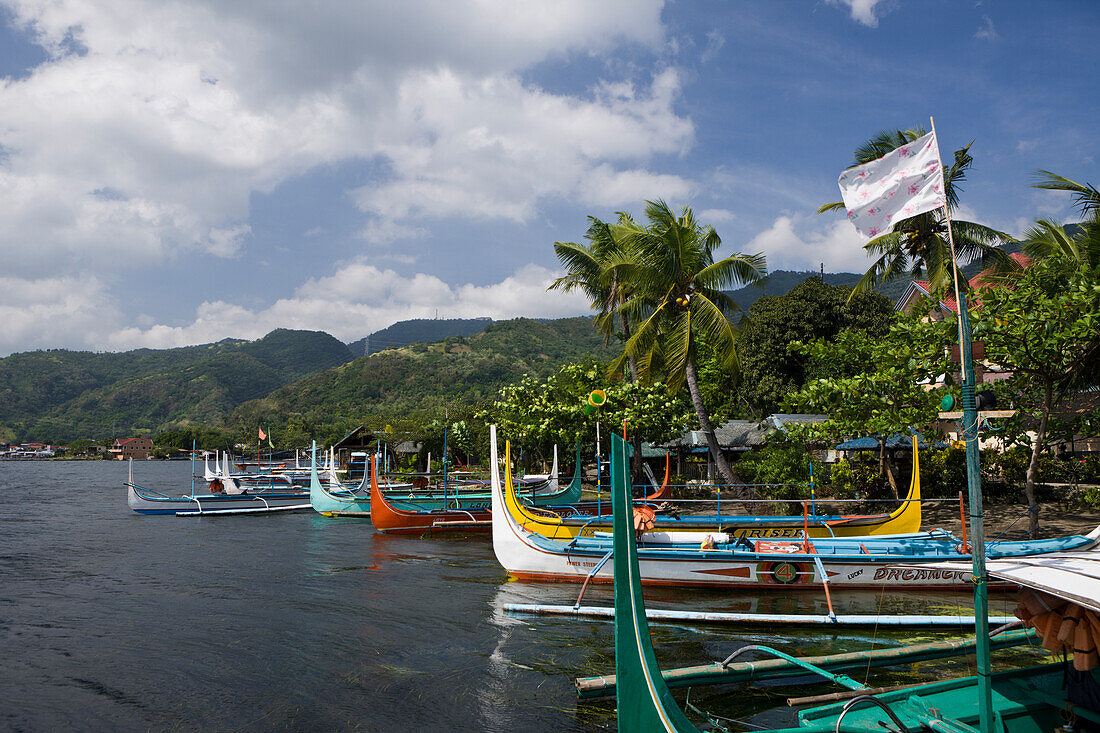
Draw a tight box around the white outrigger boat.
[126,459,312,515]
[488,427,1100,590]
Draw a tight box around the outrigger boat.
[310,443,586,518]
[604,428,1100,732]
[126,459,311,515]
[490,430,1100,590]
[499,438,923,540]
[368,454,493,533]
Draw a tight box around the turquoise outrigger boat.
[606,429,1100,732]
[310,442,584,517]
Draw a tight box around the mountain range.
[0,267,979,443]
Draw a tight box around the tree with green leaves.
[1021,170,1100,390]
[608,200,766,496]
[971,255,1100,533]
[1031,169,1099,261]
[785,312,954,496]
[477,361,691,475]
[736,277,894,415]
[818,128,1014,296]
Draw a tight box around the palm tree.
[549,215,639,382]
[610,200,766,497]
[1026,170,1100,273]
[818,128,1015,296]
[1022,219,1100,272]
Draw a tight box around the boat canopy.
[922,549,1100,614]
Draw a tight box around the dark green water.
[0,460,1041,731]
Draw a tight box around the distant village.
[0,437,156,461]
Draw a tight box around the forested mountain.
[0,329,355,442]
[347,318,493,356]
[3,257,1017,444]
[724,254,1018,315]
[235,317,616,429]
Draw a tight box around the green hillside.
[235,317,616,428]
[3,249,1025,444]
[2,329,354,441]
[347,317,493,356]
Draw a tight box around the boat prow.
[609,430,698,732]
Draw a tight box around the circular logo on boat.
[770,561,800,584]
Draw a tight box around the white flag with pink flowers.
[837,130,946,239]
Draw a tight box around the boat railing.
[126,482,172,500]
[184,494,271,515]
[721,645,866,693]
[572,550,614,609]
[833,695,909,733]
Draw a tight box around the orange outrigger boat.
[369,455,492,533]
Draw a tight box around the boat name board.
[872,567,970,582]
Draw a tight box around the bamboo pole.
[574,627,1035,699]
[788,681,928,707]
[931,115,992,731]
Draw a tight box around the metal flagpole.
[595,420,601,490]
[931,116,992,731]
[443,412,449,506]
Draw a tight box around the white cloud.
[0,275,121,355]
[100,261,593,351]
[357,219,429,246]
[974,15,999,41]
[700,29,725,63]
[826,0,890,28]
[697,208,736,224]
[746,215,870,272]
[353,67,694,224]
[0,0,675,282]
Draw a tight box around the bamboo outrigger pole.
[931,116,993,731]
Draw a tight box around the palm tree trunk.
[620,311,638,383]
[1023,381,1052,535]
[684,359,757,508]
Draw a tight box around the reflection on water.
[1,460,1038,732]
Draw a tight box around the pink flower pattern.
[836,130,945,239]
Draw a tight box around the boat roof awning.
[921,549,1100,614]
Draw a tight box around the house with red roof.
[109,437,154,461]
[895,252,1033,384]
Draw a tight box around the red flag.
[258,427,267,441]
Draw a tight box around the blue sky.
[0,0,1095,355]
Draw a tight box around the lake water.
[1,460,1037,731]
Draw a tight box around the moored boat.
[604,428,1100,732]
[368,454,492,533]
[490,428,1100,589]
[311,442,585,517]
[500,437,926,540]
[126,460,312,515]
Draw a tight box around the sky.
[0,0,1096,356]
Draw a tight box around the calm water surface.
[1,461,1038,731]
